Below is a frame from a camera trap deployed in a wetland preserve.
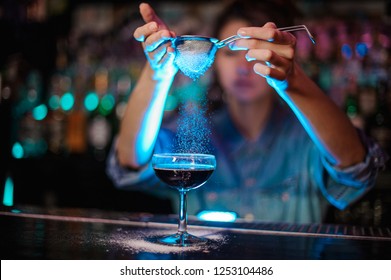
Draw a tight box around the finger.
[149,43,175,63]
[253,63,286,81]
[158,48,176,67]
[238,23,296,46]
[133,22,158,42]
[144,30,173,52]
[230,39,295,60]
[246,49,293,68]
[263,22,277,29]
[140,3,168,30]
[147,45,167,67]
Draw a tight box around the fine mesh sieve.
[172,36,219,80]
[172,25,315,80]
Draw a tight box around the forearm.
[276,64,366,168]
[116,63,175,168]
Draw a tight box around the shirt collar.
[213,99,290,153]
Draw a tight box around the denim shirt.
[106,102,387,223]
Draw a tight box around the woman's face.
[214,19,272,103]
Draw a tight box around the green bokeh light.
[98,94,115,116]
[61,92,74,111]
[32,104,48,120]
[49,95,60,110]
[84,92,99,111]
[12,142,24,159]
[3,176,14,207]
[101,94,115,111]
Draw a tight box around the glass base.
[156,231,208,247]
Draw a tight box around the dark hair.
[211,0,296,39]
[207,0,298,110]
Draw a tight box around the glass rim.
[152,153,215,159]
[175,35,218,43]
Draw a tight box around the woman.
[107,1,387,223]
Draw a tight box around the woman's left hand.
[230,22,297,89]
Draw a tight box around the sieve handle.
[278,25,315,44]
[216,24,316,48]
[216,35,241,48]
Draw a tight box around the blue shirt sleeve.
[313,129,389,210]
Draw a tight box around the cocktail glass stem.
[178,190,187,233]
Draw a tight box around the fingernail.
[254,64,269,78]
[135,35,145,42]
[229,43,248,51]
[245,54,255,62]
[149,22,158,31]
[238,29,249,38]
[238,29,246,35]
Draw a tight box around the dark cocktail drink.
[153,164,214,191]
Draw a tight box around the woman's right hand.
[133,3,178,79]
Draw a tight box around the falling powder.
[174,98,211,154]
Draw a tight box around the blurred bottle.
[65,72,87,154]
[47,74,67,155]
[358,83,377,119]
[344,76,365,130]
[16,69,48,158]
[367,79,391,153]
[114,72,132,124]
[86,67,114,161]
[46,39,70,155]
[65,103,87,154]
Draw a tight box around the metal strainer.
[172,25,315,80]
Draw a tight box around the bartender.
[106,0,388,223]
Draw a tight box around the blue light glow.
[137,75,175,163]
[341,44,353,60]
[12,142,24,159]
[3,176,14,207]
[61,92,74,111]
[197,210,237,222]
[355,42,368,58]
[84,92,99,111]
[32,104,48,120]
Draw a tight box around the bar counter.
[1,205,390,260]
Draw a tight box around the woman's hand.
[133,3,178,79]
[231,22,367,168]
[230,22,297,90]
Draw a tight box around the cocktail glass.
[151,153,216,246]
